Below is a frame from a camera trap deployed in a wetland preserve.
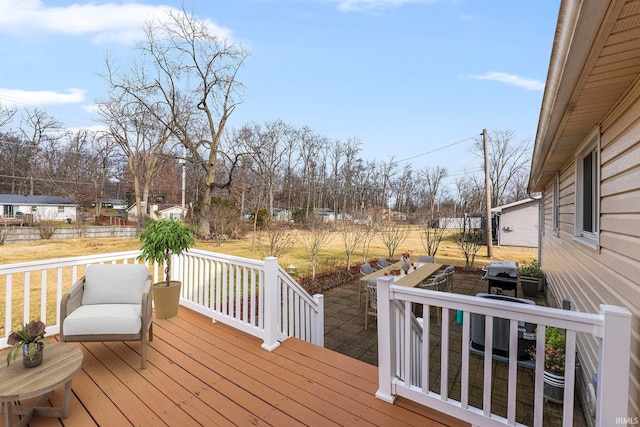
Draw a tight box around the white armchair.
[60,264,153,369]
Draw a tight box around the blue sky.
[0,0,560,179]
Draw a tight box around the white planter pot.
[543,370,565,403]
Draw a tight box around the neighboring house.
[529,0,640,419]
[0,194,76,222]
[272,208,292,222]
[126,203,186,221]
[491,197,540,248]
[96,199,128,210]
[154,205,186,220]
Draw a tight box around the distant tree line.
[0,8,531,237]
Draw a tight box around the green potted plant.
[138,219,195,319]
[519,259,544,297]
[526,326,566,403]
[6,320,47,367]
[542,326,566,403]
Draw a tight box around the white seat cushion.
[82,264,149,305]
[63,304,142,336]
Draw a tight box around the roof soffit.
[529,0,635,191]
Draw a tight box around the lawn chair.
[60,264,153,369]
[377,258,389,269]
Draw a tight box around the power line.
[393,136,476,164]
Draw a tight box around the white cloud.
[0,88,86,107]
[331,0,439,12]
[0,0,231,44]
[469,72,545,91]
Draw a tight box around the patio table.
[0,342,83,427]
[359,261,443,287]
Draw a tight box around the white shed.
[491,198,539,248]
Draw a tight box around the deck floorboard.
[1,307,466,427]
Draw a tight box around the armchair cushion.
[82,264,150,305]
[63,304,142,335]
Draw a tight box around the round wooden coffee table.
[0,342,83,427]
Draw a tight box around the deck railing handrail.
[1,250,324,351]
[375,276,631,427]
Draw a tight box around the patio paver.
[322,267,588,426]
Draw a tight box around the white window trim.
[552,173,559,236]
[573,128,600,250]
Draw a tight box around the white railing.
[0,250,324,351]
[174,249,323,349]
[375,276,632,427]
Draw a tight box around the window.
[58,206,65,213]
[574,130,600,247]
[552,174,559,235]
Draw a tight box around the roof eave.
[528,0,612,192]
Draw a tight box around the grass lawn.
[1,226,537,273]
[0,225,536,334]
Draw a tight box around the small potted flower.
[528,326,566,403]
[6,320,47,367]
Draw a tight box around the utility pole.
[181,146,186,219]
[483,129,493,258]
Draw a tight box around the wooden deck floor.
[2,307,468,427]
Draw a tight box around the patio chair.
[377,257,389,269]
[364,279,378,330]
[443,265,455,292]
[359,263,376,307]
[416,273,447,325]
[60,264,153,369]
[418,255,435,263]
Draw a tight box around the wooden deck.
[2,307,468,426]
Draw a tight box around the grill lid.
[486,260,518,278]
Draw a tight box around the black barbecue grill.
[482,260,520,297]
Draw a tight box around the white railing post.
[312,294,324,347]
[596,304,632,426]
[375,276,397,403]
[261,256,281,351]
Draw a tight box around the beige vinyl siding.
[541,93,640,418]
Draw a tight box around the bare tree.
[98,98,170,222]
[473,129,531,206]
[379,221,409,259]
[237,120,290,216]
[457,232,482,268]
[455,174,484,216]
[419,166,448,215]
[299,216,332,279]
[100,6,248,234]
[419,217,450,257]
[377,159,397,221]
[259,223,296,258]
[0,104,16,129]
[19,108,62,195]
[340,222,365,270]
[504,168,530,203]
[361,222,378,263]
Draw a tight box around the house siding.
[541,94,640,418]
[496,201,539,247]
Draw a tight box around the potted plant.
[541,326,566,403]
[519,259,544,297]
[6,320,46,367]
[138,219,195,319]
